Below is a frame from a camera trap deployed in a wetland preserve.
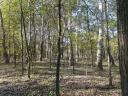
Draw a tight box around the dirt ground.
[0,61,121,96]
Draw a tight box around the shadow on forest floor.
[0,81,55,96]
[0,61,121,96]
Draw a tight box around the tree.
[104,0,112,86]
[96,0,104,70]
[117,0,128,95]
[56,0,62,95]
[20,0,24,75]
[86,1,94,67]
[0,9,9,64]
[40,16,44,61]
[20,0,31,78]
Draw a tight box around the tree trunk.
[20,0,24,75]
[40,16,44,61]
[96,0,104,70]
[117,0,128,95]
[22,5,31,79]
[0,9,9,64]
[40,40,44,61]
[86,4,94,67]
[56,0,62,95]
[104,0,113,86]
[13,31,16,68]
[8,0,11,62]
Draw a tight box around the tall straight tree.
[56,0,62,95]
[67,0,75,69]
[86,2,94,67]
[20,0,24,75]
[8,0,11,62]
[96,0,104,70]
[117,0,128,95]
[0,9,9,64]
[40,16,44,61]
[21,2,31,78]
[104,0,112,86]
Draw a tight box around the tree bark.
[20,0,24,75]
[104,0,112,86]
[96,0,104,70]
[56,0,62,95]
[0,9,9,64]
[86,4,94,67]
[117,0,128,95]
[40,16,44,61]
[21,4,31,78]
[8,0,11,62]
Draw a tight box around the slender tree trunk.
[48,29,52,68]
[49,40,52,68]
[70,38,75,74]
[20,0,24,75]
[96,0,104,70]
[21,6,31,78]
[117,0,128,95]
[46,34,48,59]
[67,0,75,68]
[75,0,79,63]
[40,40,44,61]
[13,31,16,67]
[28,1,32,61]
[32,13,36,61]
[8,0,11,62]
[68,37,75,67]
[0,9,9,64]
[109,53,115,66]
[86,5,94,67]
[56,0,62,95]
[104,0,112,86]
[40,16,44,61]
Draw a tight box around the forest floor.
[0,60,121,96]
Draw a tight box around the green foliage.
[48,90,54,96]
[0,0,117,64]
[110,36,118,54]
